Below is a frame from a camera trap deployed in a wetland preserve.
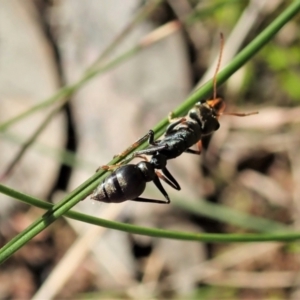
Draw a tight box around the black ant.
[117,33,257,166]
[91,155,180,204]
[92,34,257,204]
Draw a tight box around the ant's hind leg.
[95,164,120,172]
[95,155,148,172]
[113,130,154,160]
[131,197,169,204]
[159,168,181,190]
[152,175,171,204]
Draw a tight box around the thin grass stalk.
[0,183,288,233]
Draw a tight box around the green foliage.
[186,0,242,25]
[261,44,300,102]
[192,286,237,300]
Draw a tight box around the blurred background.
[1,0,300,299]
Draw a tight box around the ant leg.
[123,130,161,158]
[132,144,168,156]
[96,153,151,172]
[96,155,149,172]
[147,130,156,145]
[152,175,171,204]
[184,149,200,155]
[134,154,149,161]
[119,144,169,166]
[160,167,181,190]
[156,171,180,191]
[113,130,154,159]
[95,153,149,173]
[130,164,171,204]
[184,140,202,155]
[168,112,175,122]
[131,118,186,158]
[197,140,203,154]
[168,112,186,123]
[113,130,162,166]
[130,197,169,204]
[95,164,120,172]
[166,116,187,134]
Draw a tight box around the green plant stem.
[0,0,300,264]
[0,183,298,247]
[0,182,288,233]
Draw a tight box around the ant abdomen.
[91,159,176,204]
[91,164,148,203]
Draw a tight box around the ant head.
[194,34,225,135]
[206,98,226,116]
[206,97,258,118]
[192,34,258,136]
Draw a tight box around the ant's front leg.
[166,112,186,134]
[168,112,183,123]
[168,112,187,123]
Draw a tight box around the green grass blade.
[0,183,287,233]
[0,183,298,250]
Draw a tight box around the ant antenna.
[221,111,258,117]
[213,33,224,100]
[212,33,258,118]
